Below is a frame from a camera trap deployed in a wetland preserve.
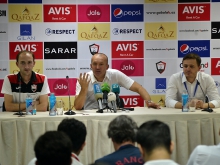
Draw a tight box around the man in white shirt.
[28,118,87,165]
[74,53,160,110]
[165,53,220,109]
[136,120,179,165]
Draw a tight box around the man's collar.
[91,70,109,83]
[181,71,199,83]
[17,71,37,83]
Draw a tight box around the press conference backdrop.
[0,0,220,111]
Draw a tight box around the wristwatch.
[147,100,153,103]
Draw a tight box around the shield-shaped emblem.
[31,84,37,92]
[156,61,166,74]
[89,43,99,55]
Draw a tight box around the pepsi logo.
[180,44,189,54]
[113,8,123,18]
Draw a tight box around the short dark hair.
[136,120,171,155]
[34,131,72,165]
[16,50,35,62]
[182,53,201,66]
[107,115,138,144]
[58,118,87,153]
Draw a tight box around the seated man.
[34,131,72,165]
[95,115,144,165]
[28,118,87,165]
[1,50,50,111]
[74,53,160,110]
[136,120,178,165]
[165,53,220,109]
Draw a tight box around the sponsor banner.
[178,0,210,2]
[8,0,42,3]
[212,0,220,2]
[78,23,110,40]
[0,80,4,97]
[145,22,177,40]
[111,4,144,22]
[77,60,91,74]
[0,0,7,3]
[145,40,177,58]
[44,42,77,59]
[8,5,42,22]
[9,60,43,75]
[9,42,43,60]
[178,40,210,57]
[0,61,9,79]
[44,59,77,78]
[77,41,111,59]
[150,95,166,107]
[145,0,177,3]
[111,22,144,41]
[178,3,210,21]
[48,78,77,96]
[211,3,220,21]
[43,0,76,4]
[145,4,177,22]
[0,4,7,22]
[120,95,144,107]
[211,58,220,75]
[112,59,144,76]
[145,59,178,76]
[0,42,8,60]
[178,22,210,40]
[210,40,220,57]
[78,5,110,22]
[112,41,144,58]
[211,22,220,39]
[44,4,76,22]
[37,22,77,41]
[177,58,211,74]
[0,23,7,41]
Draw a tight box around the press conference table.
[0,108,220,165]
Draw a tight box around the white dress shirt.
[187,144,220,165]
[165,71,220,108]
[76,69,134,110]
[144,159,179,165]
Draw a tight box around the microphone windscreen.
[93,84,103,100]
[112,84,120,94]
[107,92,116,102]
[101,82,110,93]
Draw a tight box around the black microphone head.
[197,81,200,85]
[66,76,69,79]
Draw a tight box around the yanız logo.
[211,22,220,39]
[45,28,75,36]
[112,28,142,35]
[89,43,99,55]
[178,4,210,21]
[0,10,6,16]
[18,24,35,40]
[156,61,166,74]
[111,4,143,22]
[44,42,77,59]
[178,40,210,57]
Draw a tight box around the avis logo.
[14,44,37,52]
[156,61,166,74]
[48,7,70,15]
[116,43,138,51]
[182,6,204,14]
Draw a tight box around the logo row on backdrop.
[0,3,220,22]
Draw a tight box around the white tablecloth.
[0,107,220,165]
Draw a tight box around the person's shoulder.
[199,71,212,78]
[7,74,17,82]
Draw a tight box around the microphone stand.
[197,81,213,113]
[64,76,75,115]
[14,75,25,116]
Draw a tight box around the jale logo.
[53,79,68,95]
[54,84,67,90]
[120,60,135,76]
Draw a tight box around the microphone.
[64,76,76,115]
[101,82,110,105]
[93,84,103,112]
[14,75,25,116]
[111,84,121,108]
[197,81,213,112]
[107,92,117,113]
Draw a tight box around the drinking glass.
[56,100,64,115]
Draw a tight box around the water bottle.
[182,90,189,112]
[26,94,33,115]
[49,93,56,116]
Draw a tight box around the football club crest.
[31,84,37,92]
[156,61,166,74]
[89,43,99,55]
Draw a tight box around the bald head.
[91,53,108,64]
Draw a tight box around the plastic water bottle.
[49,93,56,116]
[26,94,33,115]
[182,90,189,112]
